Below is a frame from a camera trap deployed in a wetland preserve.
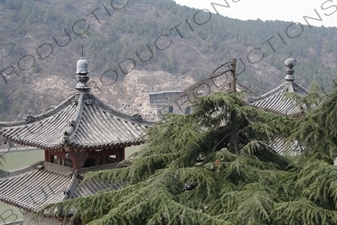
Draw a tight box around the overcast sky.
[174,0,337,27]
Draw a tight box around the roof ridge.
[0,92,152,151]
[64,93,86,145]
[44,161,74,176]
[250,83,286,102]
[63,170,79,200]
[291,82,309,94]
[4,161,44,178]
[0,94,76,127]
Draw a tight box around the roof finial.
[75,50,90,92]
[284,58,296,82]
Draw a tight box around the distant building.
[149,91,184,114]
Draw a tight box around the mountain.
[0,0,336,120]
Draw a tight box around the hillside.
[0,0,336,120]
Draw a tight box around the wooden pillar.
[119,148,125,161]
[44,151,50,162]
[122,148,125,161]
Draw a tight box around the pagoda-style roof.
[250,81,308,116]
[0,56,150,223]
[0,161,121,212]
[250,58,308,116]
[0,57,153,152]
[0,92,152,151]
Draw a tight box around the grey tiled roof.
[0,162,121,212]
[250,81,308,116]
[0,92,153,151]
[269,138,303,156]
[72,177,122,198]
[0,162,72,212]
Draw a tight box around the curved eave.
[0,136,148,153]
[0,168,72,212]
[0,131,66,150]
[250,81,308,116]
[63,138,146,152]
[0,198,37,212]
[0,128,147,152]
[0,94,76,127]
[0,97,77,150]
[0,92,153,151]
[251,81,307,102]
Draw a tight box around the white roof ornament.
[75,57,90,92]
[76,57,89,75]
[284,58,296,82]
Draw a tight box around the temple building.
[250,58,308,155]
[149,58,308,118]
[148,58,308,155]
[149,91,183,114]
[0,57,308,224]
[0,57,153,225]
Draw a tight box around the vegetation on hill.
[44,81,337,225]
[0,0,336,120]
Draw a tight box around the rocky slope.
[0,0,336,120]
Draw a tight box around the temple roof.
[269,138,303,156]
[0,56,154,151]
[0,162,72,212]
[250,58,308,116]
[0,93,152,151]
[0,161,121,212]
[250,81,308,116]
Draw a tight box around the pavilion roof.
[0,92,153,151]
[0,56,154,151]
[250,58,308,116]
[250,81,308,116]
